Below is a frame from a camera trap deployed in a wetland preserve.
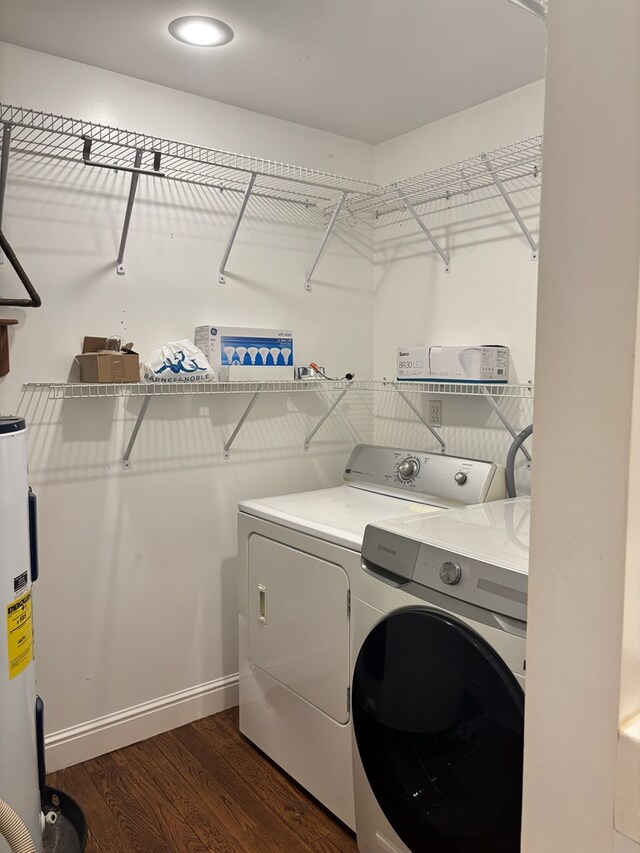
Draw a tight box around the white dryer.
[238,444,506,830]
[352,497,530,853]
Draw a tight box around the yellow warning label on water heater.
[6,590,33,679]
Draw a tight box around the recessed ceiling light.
[168,16,234,47]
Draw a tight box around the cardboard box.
[397,345,509,383]
[194,326,294,381]
[76,337,140,383]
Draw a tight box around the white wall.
[522,0,640,850]
[372,81,544,484]
[0,43,375,767]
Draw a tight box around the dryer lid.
[239,486,445,551]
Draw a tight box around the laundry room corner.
[372,82,543,482]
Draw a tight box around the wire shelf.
[21,379,369,400]
[391,381,534,398]
[0,103,380,213]
[1,104,542,221]
[22,380,534,401]
[345,136,543,220]
[21,379,533,466]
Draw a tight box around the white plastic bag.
[141,339,216,382]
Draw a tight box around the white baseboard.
[45,673,239,772]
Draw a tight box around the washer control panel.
[412,542,528,622]
[361,531,528,623]
[344,444,505,505]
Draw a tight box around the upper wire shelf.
[0,104,542,219]
[0,103,379,211]
[0,102,543,281]
[22,380,534,401]
[345,136,543,221]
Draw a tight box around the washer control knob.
[439,561,462,585]
[454,471,468,485]
[398,458,419,481]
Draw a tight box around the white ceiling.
[0,0,546,144]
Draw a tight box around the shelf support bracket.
[116,149,143,275]
[0,123,12,265]
[396,389,447,454]
[482,390,532,464]
[304,388,350,451]
[223,391,261,459]
[305,191,348,291]
[218,172,257,284]
[482,154,538,260]
[123,396,152,470]
[396,188,450,273]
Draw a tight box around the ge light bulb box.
[195,326,294,381]
[397,345,509,383]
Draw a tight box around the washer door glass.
[352,608,524,853]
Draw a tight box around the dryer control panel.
[343,444,506,506]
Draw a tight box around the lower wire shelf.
[20,379,534,467]
[22,379,533,400]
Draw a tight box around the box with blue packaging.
[195,326,294,381]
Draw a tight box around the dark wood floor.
[48,706,358,853]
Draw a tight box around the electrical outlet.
[429,400,442,427]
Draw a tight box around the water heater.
[0,416,42,852]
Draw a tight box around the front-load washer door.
[352,608,524,853]
[248,534,350,724]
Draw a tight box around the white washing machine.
[352,497,531,853]
[238,444,507,829]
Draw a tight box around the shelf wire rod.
[0,124,11,264]
[395,389,447,454]
[358,166,525,218]
[218,171,257,284]
[303,388,351,452]
[162,157,326,205]
[304,191,348,291]
[373,180,540,229]
[7,144,321,211]
[18,125,47,146]
[0,105,377,198]
[123,396,152,470]
[115,149,143,275]
[346,145,542,219]
[408,157,539,199]
[482,154,539,259]
[395,188,451,272]
[482,390,532,463]
[223,391,261,459]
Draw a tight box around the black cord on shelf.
[309,363,354,381]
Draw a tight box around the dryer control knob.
[454,471,468,485]
[439,561,462,585]
[398,458,419,481]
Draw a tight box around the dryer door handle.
[258,584,267,624]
